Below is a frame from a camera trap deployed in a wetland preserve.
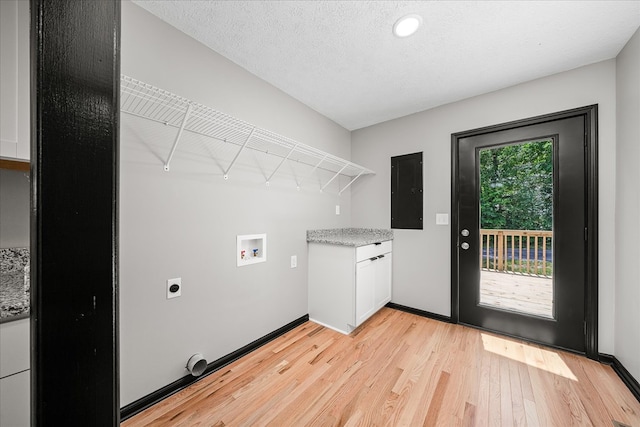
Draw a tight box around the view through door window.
[479,139,554,318]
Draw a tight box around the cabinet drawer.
[356,240,392,262]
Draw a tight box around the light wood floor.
[480,271,553,318]
[123,308,640,427]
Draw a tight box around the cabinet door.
[0,369,30,427]
[355,259,376,326]
[0,319,30,378]
[0,0,30,160]
[374,253,392,309]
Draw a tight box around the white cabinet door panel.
[374,253,392,309]
[0,0,19,155]
[0,370,30,427]
[0,319,30,378]
[0,0,30,161]
[355,259,375,326]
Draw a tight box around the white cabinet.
[0,318,30,378]
[0,318,30,427]
[308,240,392,334]
[0,0,30,161]
[0,370,30,427]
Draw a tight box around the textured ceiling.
[132,1,640,130]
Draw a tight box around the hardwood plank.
[523,398,539,427]
[442,331,481,423]
[577,356,640,426]
[123,308,640,427]
[406,323,457,426]
[489,353,502,426]
[523,346,554,426]
[542,349,593,426]
[508,359,526,427]
[474,347,493,426]
[422,371,450,426]
[463,401,477,427]
[499,358,514,427]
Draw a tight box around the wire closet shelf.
[120,75,375,194]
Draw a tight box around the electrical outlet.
[290,255,297,269]
[335,205,340,215]
[167,278,181,299]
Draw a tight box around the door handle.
[461,242,470,250]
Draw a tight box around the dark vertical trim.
[450,136,460,323]
[31,0,120,425]
[450,105,598,358]
[584,105,599,360]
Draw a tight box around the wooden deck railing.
[480,229,553,277]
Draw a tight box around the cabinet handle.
[374,242,382,245]
[377,254,385,259]
[369,257,378,261]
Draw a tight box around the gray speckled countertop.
[1,248,30,323]
[307,228,393,247]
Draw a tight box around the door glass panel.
[478,139,554,318]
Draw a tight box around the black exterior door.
[452,106,598,355]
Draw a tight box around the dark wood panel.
[31,0,120,425]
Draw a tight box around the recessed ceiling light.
[393,14,423,38]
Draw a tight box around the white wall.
[615,27,640,381]
[119,1,352,406]
[351,60,617,354]
[0,169,29,248]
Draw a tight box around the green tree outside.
[480,140,553,231]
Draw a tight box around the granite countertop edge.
[0,312,29,324]
[307,228,394,247]
[1,247,31,322]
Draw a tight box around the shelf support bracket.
[224,127,256,180]
[296,155,327,190]
[338,169,365,195]
[266,144,298,186]
[321,164,349,193]
[164,103,193,171]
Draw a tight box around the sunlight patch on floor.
[481,333,577,381]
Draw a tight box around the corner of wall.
[613,25,640,382]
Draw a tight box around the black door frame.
[450,105,599,360]
[31,0,120,424]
